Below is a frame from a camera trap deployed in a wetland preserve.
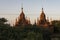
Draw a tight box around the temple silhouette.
[14,6,53,29]
[15,7,30,26]
[37,8,52,27]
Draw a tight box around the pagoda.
[15,7,30,26]
[37,8,50,28]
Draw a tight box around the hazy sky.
[0,0,60,25]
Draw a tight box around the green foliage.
[1,17,59,40]
[0,18,43,40]
[0,18,7,23]
[51,20,60,33]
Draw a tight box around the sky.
[0,0,60,25]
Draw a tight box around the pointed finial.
[21,0,23,12]
[42,8,44,13]
[21,3,23,12]
[42,8,43,10]
[42,8,43,11]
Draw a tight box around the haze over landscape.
[0,0,60,25]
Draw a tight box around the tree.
[0,18,7,24]
[51,20,60,33]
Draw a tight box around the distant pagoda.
[37,8,52,28]
[15,7,30,26]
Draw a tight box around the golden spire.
[19,2,25,20]
[40,8,46,21]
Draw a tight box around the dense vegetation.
[0,18,60,40]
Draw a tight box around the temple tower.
[15,7,30,26]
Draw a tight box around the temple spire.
[21,7,23,13]
[42,8,43,11]
[21,3,23,12]
[42,8,44,13]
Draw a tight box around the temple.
[37,8,52,28]
[15,7,30,26]
[14,6,53,29]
